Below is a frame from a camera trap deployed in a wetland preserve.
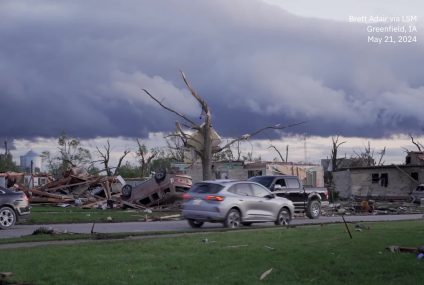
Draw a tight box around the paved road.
[1,214,422,239]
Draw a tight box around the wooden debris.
[259,268,273,280]
[224,244,248,248]
[19,174,128,209]
[159,214,181,220]
[121,201,148,210]
[387,245,420,254]
[0,272,13,279]
[13,170,188,211]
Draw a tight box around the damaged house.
[333,152,424,199]
[181,161,324,187]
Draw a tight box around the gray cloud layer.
[0,0,423,141]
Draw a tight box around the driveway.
[1,214,422,239]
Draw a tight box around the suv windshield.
[190,183,224,194]
[249,176,274,188]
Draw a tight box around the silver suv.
[182,180,294,228]
[0,186,30,229]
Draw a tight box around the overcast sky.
[1,0,423,164]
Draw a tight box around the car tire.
[306,200,321,219]
[0,206,16,229]
[121,184,132,197]
[154,169,167,183]
[275,208,291,226]
[224,209,241,228]
[242,222,252,226]
[188,219,204,228]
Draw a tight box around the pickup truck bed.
[249,175,328,219]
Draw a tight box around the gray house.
[176,161,324,187]
[333,152,424,199]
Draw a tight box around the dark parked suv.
[0,186,30,229]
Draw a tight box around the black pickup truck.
[249,175,329,219]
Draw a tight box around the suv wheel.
[188,219,204,228]
[121,184,132,197]
[0,206,16,229]
[306,200,321,219]
[275,208,291,226]
[224,209,241,228]
[154,170,167,183]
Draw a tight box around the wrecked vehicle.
[249,175,329,219]
[410,184,424,204]
[121,171,192,207]
[0,186,30,229]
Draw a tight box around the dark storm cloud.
[0,0,423,141]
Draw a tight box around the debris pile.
[14,168,192,210]
[387,245,424,260]
[322,199,424,216]
[14,168,129,209]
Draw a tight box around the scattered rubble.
[11,168,192,210]
[387,245,419,254]
[32,227,69,236]
[322,198,424,217]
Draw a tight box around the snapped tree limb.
[268,145,285,162]
[216,121,306,153]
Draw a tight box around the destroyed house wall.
[333,170,352,198]
[185,161,247,183]
[406,152,424,166]
[334,166,424,199]
[261,163,324,187]
[185,161,324,187]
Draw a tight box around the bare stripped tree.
[95,139,130,176]
[165,134,187,162]
[376,146,386,166]
[143,71,305,180]
[330,136,346,172]
[136,139,159,177]
[409,134,423,151]
[353,141,386,167]
[353,141,374,166]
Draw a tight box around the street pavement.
[1,214,422,239]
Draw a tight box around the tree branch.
[142,88,199,128]
[180,70,210,120]
[268,145,285,162]
[216,121,306,153]
[114,150,130,176]
[409,134,422,151]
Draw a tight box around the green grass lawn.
[23,205,180,224]
[1,221,424,285]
